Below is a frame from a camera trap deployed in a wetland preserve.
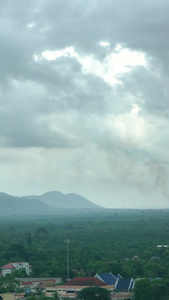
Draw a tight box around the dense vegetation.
[134,278,169,300]
[77,287,111,300]
[0,209,169,281]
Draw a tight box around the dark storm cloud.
[31,0,169,57]
[1,0,169,75]
[1,0,168,88]
[0,55,113,148]
[1,0,168,141]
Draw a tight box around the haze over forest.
[0,1,169,209]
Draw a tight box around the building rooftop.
[95,272,123,285]
[115,278,134,291]
[65,277,107,286]
[2,263,15,269]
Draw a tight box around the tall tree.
[77,287,111,300]
[134,279,155,300]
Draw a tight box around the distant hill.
[24,191,101,209]
[0,192,52,215]
[0,191,102,216]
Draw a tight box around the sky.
[1,0,169,209]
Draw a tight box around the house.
[32,281,57,294]
[17,278,60,294]
[46,277,114,299]
[1,262,32,277]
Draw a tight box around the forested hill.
[0,191,102,216]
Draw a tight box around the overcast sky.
[1,0,169,208]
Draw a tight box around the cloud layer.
[1,0,169,208]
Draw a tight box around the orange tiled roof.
[2,263,15,269]
[65,277,106,286]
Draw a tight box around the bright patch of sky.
[107,107,148,146]
[99,41,110,47]
[38,44,148,85]
[26,23,35,29]
[41,47,78,60]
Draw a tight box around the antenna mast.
[65,239,70,280]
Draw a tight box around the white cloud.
[99,40,110,47]
[103,45,148,84]
[131,104,141,115]
[38,44,148,86]
[41,47,78,60]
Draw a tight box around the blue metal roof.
[25,289,32,293]
[95,272,117,285]
[115,278,134,291]
[114,274,123,279]
[130,280,134,290]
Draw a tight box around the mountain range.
[0,191,102,216]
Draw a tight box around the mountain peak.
[39,191,100,208]
[0,191,102,216]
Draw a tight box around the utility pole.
[65,239,70,280]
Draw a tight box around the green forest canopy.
[0,209,169,280]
